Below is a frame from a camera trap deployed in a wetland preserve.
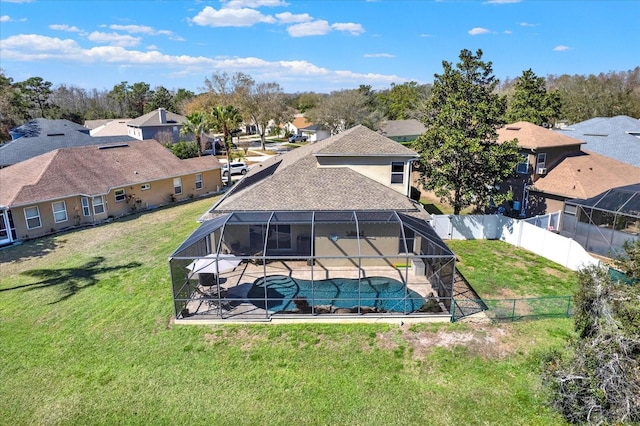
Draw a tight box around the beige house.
[0,140,223,244]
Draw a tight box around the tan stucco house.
[0,140,223,245]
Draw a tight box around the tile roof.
[380,119,427,138]
[290,115,312,130]
[497,121,584,150]
[531,150,640,199]
[127,108,186,127]
[208,125,421,215]
[0,140,222,208]
[554,115,640,167]
[1,118,136,167]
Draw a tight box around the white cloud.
[331,22,364,36]
[191,6,276,27]
[223,0,288,8]
[0,34,404,90]
[275,12,312,24]
[364,53,395,58]
[110,24,155,34]
[520,22,536,27]
[49,24,83,33]
[504,30,512,34]
[1,15,10,22]
[420,34,433,38]
[553,45,570,52]
[287,20,331,37]
[1,0,34,3]
[468,27,490,35]
[87,31,141,47]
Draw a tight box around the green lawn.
[0,198,571,425]
[446,239,578,298]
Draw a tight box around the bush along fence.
[451,296,574,322]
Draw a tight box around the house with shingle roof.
[168,125,465,323]
[0,118,136,168]
[0,140,223,245]
[379,119,427,143]
[126,108,189,143]
[496,121,640,216]
[555,115,640,168]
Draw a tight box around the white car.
[222,161,249,178]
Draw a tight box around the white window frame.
[93,196,105,215]
[114,188,126,202]
[140,183,150,191]
[195,174,203,190]
[390,162,404,184]
[52,201,68,223]
[24,206,42,230]
[536,153,547,169]
[174,177,182,195]
[81,197,91,216]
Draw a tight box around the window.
[391,162,404,184]
[267,224,291,250]
[140,183,150,191]
[516,155,529,174]
[52,201,68,223]
[81,197,91,216]
[564,204,578,216]
[114,188,126,202]
[174,177,182,195]
[536,153,547,169]
[93,196,105,215]
[195,174,203,190]
[24,206,41,229]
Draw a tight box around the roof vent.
[506,126,521,131]
[98,144,129,150]
[47,133,65,136]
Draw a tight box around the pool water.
[247,275,425,313]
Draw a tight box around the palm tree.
[180,111,210,156]
[210,105,243,186]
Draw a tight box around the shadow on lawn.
[0,256,142,304]
[0,236,65,264]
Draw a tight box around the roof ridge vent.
[98,144,129,150]
[505,126,521,131]
[47,133,65,136]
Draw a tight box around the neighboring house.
[126,108,188,143]
[560,183,640,258]
[0,140,223,245]
[169,125,468,323]
[379,119,427,143]
[0,118,136,168]
[497,121,640,217]
[555,115,640,168]
[88,119,132,137]
[283,114,330,142]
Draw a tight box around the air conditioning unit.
[537,167,547,175]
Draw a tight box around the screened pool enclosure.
[169,210,457,321]
[561,184,640,257]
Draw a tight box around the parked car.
[288,134,308,142]
[222,161,250,177]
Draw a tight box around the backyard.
[0,197,575,425]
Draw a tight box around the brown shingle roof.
[531,150,640,199]
[0,140,221,207]
[497,121,585,150]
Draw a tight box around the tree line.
[2,63,639,142]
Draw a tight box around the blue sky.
[1,0,639,94]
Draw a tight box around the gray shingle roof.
[209,125,421,215]
[1,118,136,167]
[379,119,427,138]
[554,115,640,167]
[127,108,186,127]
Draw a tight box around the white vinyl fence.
[431,214,600,271]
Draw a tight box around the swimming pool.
[246,275,425,313]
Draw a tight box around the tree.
[180,111,211,156]
[128,82,151,117]
[146,86,176,113]
[173,88,195,114]
[414,49,521,214]
[108,81,129,117]
[305,89,372,135]
[166,141,199,159]
[614,239,640,280]
[0,70,29,142]
[210,105,242,186]
[544,265,640,424]
[241,81,293,150]
[505,69,561,126]
[16,77,54,118]
[377,81,431,120]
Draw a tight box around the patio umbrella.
[186,254,241,276]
